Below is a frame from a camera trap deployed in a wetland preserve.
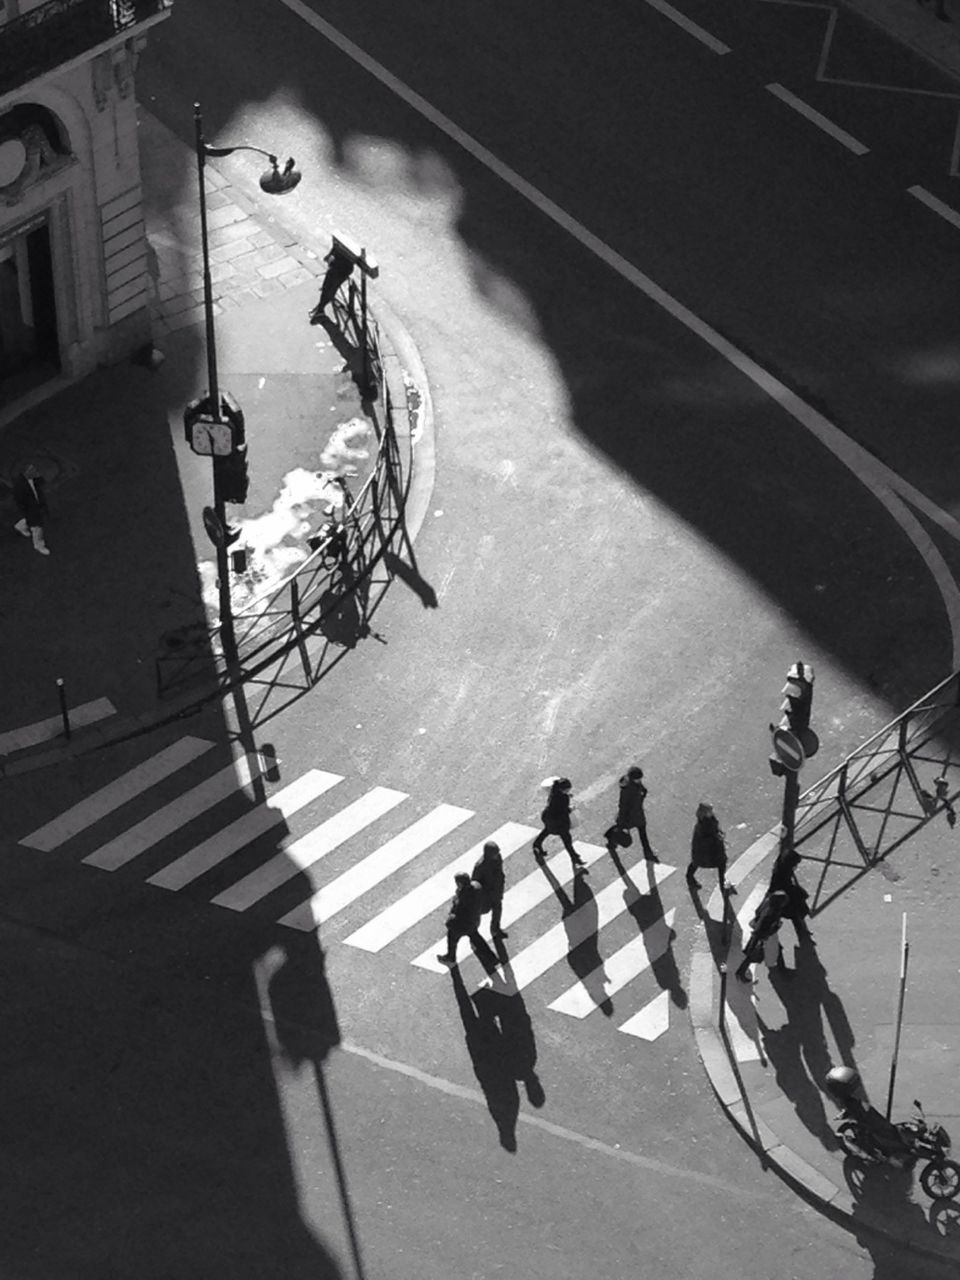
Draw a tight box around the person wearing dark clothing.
[437,873,485,965]
[613,765,658,861]
[12,463,49,556]
[532,777,586,872]
[686,802,733,894]
[736,889,790,982]
[310,246,355,321]
[472,840,507,939]
[769,851,813,942]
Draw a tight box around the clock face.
[191,417,233,456]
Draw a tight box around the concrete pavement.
[0,108,432,778]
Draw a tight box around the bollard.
[56,677,70,740]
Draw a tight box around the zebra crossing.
[19,735,686,1039]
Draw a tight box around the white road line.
[147,770,344,891]
[83,753,267,871]
[19,737,214,851]
[212,787,415,913]
[278,799,465,930]
[277,0,960,663]
[619,989,671,1040]
[0,696,116,756]
[412,840,618,974]
[908,184,960,231]
[548,908,677,1017]
[766,83,869,155]
[342,822,536,953]
[643,0,731,55]
[469,860,677,996]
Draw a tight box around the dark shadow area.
[845,1162,956,1279]
[536,855,612,1016]
[609,844,687,1010]
[382,548,438,609]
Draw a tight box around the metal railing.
[0,0,171,95]
[155,303,403,701]
[792,669,960,907]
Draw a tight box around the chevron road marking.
[147,770,344,891]
[19,736,214,851]
[83,753,268,871]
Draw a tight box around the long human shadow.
[536,857,612,1016]
[449,962,521,1152]
[609,846,687,1010]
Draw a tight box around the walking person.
[735,889,790,982]
[532,777,587,873]
[437,872,485,966]
[310,245,354,321]
[686,802,734,895]
[472,840,508,939]
[769,850,813,943]
[12,463,50,556]
[613,765,658,861]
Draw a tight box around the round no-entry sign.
[772,727,805,772]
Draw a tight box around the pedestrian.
[472,839,508,939]
[437,872,485,965]
[310,245,354,321]
[612,765,658,861]
[12,463,50,556]
[735,889,789,982]
[533,777,587,873]
[769,851,813,943]
[686,802,734,895]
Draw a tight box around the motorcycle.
[834,1096,960,1200]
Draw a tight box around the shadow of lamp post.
[184,101,301,667]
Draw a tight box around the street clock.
[189,415,233,456]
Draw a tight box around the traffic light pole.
[778,767,800,865]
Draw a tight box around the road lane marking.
[273,800,469,928]
[619,989,671,1040]
[342,822,534,952]
[147,770,344,890]
[82,753,268,871]
[908,184,960,231]
[468,859,676,995]
[548,908,677,1017]
[19,737,214,851]
[0,696,116,756]
[765,83,869,155]
[642,0,731,54]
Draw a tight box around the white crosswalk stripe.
[83,752,268,871]
[22,734,691,1034]
[343,822,536,953]
[277,802,472,931]
[148,770,344,891]
[212,787,414,915]
[19,737,214,852]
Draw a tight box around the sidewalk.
[691,721,960,1266]
[0,109,430,775]
[843,0,960,81]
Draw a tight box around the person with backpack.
[437,872,485,965]
[532,777,586,873]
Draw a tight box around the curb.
[688,832,960,1266]
[839,0,960,88]
[0,293,435,780]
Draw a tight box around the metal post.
[194,102,236,665]
[778,767,800,864]
[56,677,70,740]
[885,913,910,1120]
[360,250,369,397]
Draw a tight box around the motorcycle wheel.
[838,1121,873,1161]
[920,1159,960,1200]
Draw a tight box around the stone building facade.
[0,0,170,409]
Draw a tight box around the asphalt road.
[5,1,960,1276]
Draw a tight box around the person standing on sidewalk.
[472,840,508,939]
[437,873,485,966]
[686,802,734,895]
[768,850,813,943]
[736,889,790,982]
[613,765,659,861]
[12,463,50,556]
[533,777,587,873]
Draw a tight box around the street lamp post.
[190,102,301,666]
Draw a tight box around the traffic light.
[781,661,814,737]
[214,442,249,504]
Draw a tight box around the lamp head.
[259,156,301,195]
